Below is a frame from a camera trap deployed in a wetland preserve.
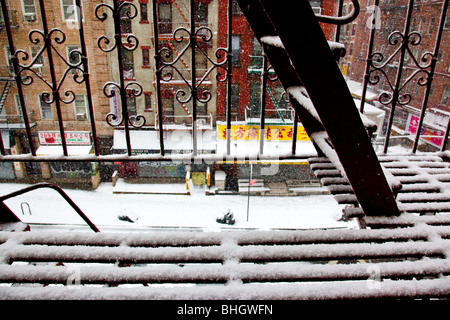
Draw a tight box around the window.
[122,47,134,79]
[231,35,241,67]
[4,46,14,74]
[250,83,261,115]
[140,2,148,23]
[351,23,356,36]
[14,94,28,117]
[119,1,132,34]
[427,18,436,35]
[195,2,208,25]
[61,0,83,21]
[349,42,354,56]
[22,0,37,21]
[163,93,174,123]
[67,45,82,74]
[144,92,152,111]
[30,45,43,65]
[142,47,150,68]
[30,45,44,74]
[232,0,242,14]
[126,95,137,117]
[39,94,53,120]
[226,84,239,115]
[67,46,80,65]
[195,50,208,72]
[418,17,426,34]
[197,101,207,116]
[158,3,172,34]
[74,94,88,121]
[441,86,450,106]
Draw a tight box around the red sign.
[406,114,444,148]
[38,131,91,146]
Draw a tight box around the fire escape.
[0,0,449,299]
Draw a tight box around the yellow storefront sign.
[217,124,310,141]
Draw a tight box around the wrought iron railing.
[357,0,449,153]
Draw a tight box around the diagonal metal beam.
[247,0,400,216]
[237,0,325,156]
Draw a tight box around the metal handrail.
[0,183,100,232]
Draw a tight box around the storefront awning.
[36,145,93,156]
[112,130,216,153]
[216,139,317,159]
[1,130,10,149]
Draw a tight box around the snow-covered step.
[0,225,449,299]
[310,153,450,219]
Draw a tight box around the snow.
[215,139,318,159]
[0,182,359,232]
[0,276,448,300]
[113,130,216,152]
[36,145,93,156]
[287,86,321,123]
[260,36,284,48]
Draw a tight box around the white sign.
[39,131,91,145]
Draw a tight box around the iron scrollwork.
[95,1,145,129]
[156,26,229,107]
[368,29,433,108]
[14,28,86,105]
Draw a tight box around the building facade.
[336,0,449,151]
[0,0,111,186]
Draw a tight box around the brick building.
[336,0,449,150]
[0,0,111,184]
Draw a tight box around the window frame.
[39,94,53,120]
[143,92,152,112]
[141,46,150,68]
[122,46,135,80]
[140,2,149,24]
[61,0,83,22]
[74,94,88,121]
[14,94,28,117]
[158,2,172,35]
[21,0,37,21]
[231,35,241,67]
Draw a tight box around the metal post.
[246,162,253,222]
[112,1,132,156]
[335,0,344,42]
[413,0,449,153]
[226,0,233,156]
[360,0,380,114]
[38,0,68,156]
[292,110,299,155]
[383,0,415,154]
[191,0,198,156]
[259,47,268,155]
[75,0,99,156]
[153,0,165,156]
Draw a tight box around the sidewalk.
[113,178,189,195]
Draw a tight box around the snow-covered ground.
[0,182,359,232]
